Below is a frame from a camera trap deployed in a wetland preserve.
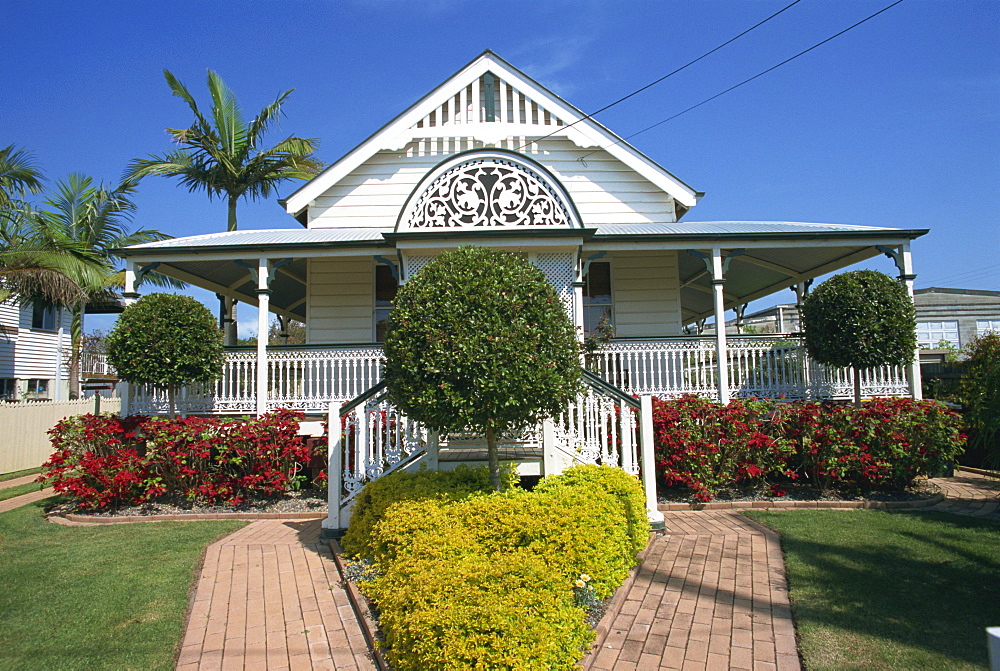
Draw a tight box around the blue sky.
[3,0,997,335]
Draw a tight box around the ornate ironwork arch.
[397,150,581,232]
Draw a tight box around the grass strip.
[0,499,245,670]
[745,509,1000,670]
[0,480,46,503]
[0,467,41,483]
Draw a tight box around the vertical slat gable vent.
[409,73,566,155]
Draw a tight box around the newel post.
[323,400,345,537]
[640,395,665,530]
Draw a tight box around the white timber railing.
[322,370,663,534]
[80,352,115,379]
[130,344,385,415]
[129,337,911,416]
[588,336,910,400]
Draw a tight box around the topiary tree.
[106,293,224,417]
[801,270,917,407]
[384,246,583,490]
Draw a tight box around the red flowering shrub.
[651,396,966,500]
[652,396,792,501]
[773,398,965,492]
[41,409,315,509]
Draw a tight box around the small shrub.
[534,463,648,555]
[364,549,592,671]
[340,465,507,559]
[41,410,313,509]
[653,397,965,498]
[652,396,792,501]
[353,466,646,669]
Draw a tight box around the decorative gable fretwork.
[415,72,564,130]
[393,72,576,153]
[398,151,581,232]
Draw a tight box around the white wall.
[307,256,375,344]
[307,137,676,230]
[610,251,682,337]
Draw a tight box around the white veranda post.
[711,248,731,405]
[120,259,140,417]
[256,257,270,417]
[900,243,923,400]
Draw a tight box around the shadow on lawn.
[772,510,999,669]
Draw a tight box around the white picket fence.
[0,397,121,474]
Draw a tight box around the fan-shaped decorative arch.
[396,149,582,232]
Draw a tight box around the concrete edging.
[657,492,944,512]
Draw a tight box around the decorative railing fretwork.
[590,337,910,400]
[130,345,385,415]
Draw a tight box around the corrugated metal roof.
[593,221,897,236]
[125,227,393,251]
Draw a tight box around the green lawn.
[745,509,1000,670]
[0,480,45,503]
[0,498,245,670]
[0,467,41,483]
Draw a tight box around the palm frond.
[0,145,46,208]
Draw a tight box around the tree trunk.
[68,306,83,400]
[227,196,238,232]
[486,425,501,492]
[167,385,176,419]
[853,365,863,408]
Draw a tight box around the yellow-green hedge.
[365,549,592,671]
[353,465,649,670]
[341,465,507,558]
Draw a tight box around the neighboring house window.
[976,320,1000,336]
[916,320,960,348]
[374,263,398,342]
[583,261,613,334]
[0,379,16,400]
[25,379,49,400]
[31,302,56,330]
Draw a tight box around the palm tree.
[126,70,323,344]
[31,174,178,398]
[0,145,98,306]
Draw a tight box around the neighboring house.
[0,300,70,401]
[0,299,122,403]
[119,50,928,415]
[732,287,1000,348]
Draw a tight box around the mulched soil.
[45,489,328,518]
[657,478,941,505]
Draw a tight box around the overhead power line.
[515,0,806,152]
[579,0,907,161]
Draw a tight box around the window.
[0,379,16,400]
[374,263,398,342]
[976,320,1000,336]
[583,261,613,334]
[25,379,49,400]
[31,302,56,330]
[916,320,960,349]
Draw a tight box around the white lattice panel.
[533,252,576,321]
[403,255,435,281]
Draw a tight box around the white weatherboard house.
[119,51,927,531]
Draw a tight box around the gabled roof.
[283,50,701,218]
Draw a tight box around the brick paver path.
[0,487,54,514]
[176,520,375,671]
[0,473,40,490]
[588,511,800,671]
[927,470,1000,520]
